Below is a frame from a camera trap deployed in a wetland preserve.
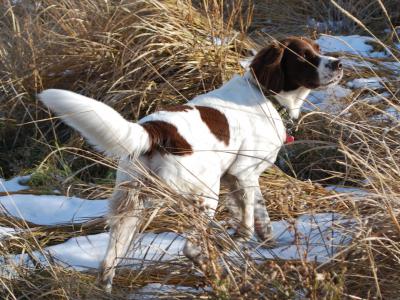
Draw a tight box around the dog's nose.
[330,59,342,71]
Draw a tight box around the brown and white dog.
[38,36,343,291]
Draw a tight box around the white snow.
[211,37,225,46]
[385,106,400,120]
[325,185,370,197]
[0,187,354,270]
[379,61,400,73]
[17,213,353,270]
[0,194,108,225]
[0,175,31,193]
[370,107,400,122]
[41,232,185,270]
[346,77,385,90]
[240,56,253,69]
[254,213,352,262]
[362,92,390,104]
[317,35,387,58]
[340,57,375,69]
[0,227,16,238]
[305,85,351,112]
[129,283,209,299]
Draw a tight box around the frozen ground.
[0,176,355,272]
[0,194,108,225]
[12,212,352,270]
[346,77,386,90]
[0,227,16,239]
[0,175,31,193]
[129,283,210,299]
[316,35,389,58]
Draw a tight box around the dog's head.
[250,37,343,93]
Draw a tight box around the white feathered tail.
[39,89,150,157]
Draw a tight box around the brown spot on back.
[195,106,230,146]
[141,120,193,156]
[157,105,193,112]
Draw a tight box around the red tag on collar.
[285,133,295,144]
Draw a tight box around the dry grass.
[251,0,399,36]
[0,0,399,299]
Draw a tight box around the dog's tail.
[39,89,151,157]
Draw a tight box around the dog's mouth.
[320,70,343,87]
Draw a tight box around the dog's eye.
[299,53,307,61]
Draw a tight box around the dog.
[38,36,343,291]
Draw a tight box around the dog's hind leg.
[182,183,220,271]
[99,184,144,292]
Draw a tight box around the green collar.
[256,85,296,134]
[247,74,296,134]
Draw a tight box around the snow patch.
[317,35,387,58]
[18,213,353,270]
[0,175,31,193]
[307,18,345,33]
[129,283,210,299]
[0,194,108,225]
[362,92,390,104]
[325,186,370,197]
[240,56,253,70]
[340,57,375,69]
[305,85,351,112]
[346,77,385,90]
[0,227,16,239]
[128,283,211,300]
[253,213,353,263]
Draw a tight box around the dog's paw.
[255,218,274,243]
[183,240,208,271]
[233,226,254,243]
[98,265,115,294]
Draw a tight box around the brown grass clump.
[0,0,253,177]
[251,0,400,37]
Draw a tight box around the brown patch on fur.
[141,121,193,156]
[300,37,321,53]
[157,105,194,112]
[195,106,230,146]
[250,41,286,93]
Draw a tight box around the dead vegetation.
[0,0,399,299]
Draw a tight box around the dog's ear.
[300,36,320,53]
[249,42,285,93]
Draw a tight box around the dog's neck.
[273,87,310,119]
[245,71,311,119]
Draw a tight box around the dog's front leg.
[254,186,273,242]
[234,177,258,241]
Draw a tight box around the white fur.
[274,87,311,119]
[39,89,150,157]
[318,55,342,86]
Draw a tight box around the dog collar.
[247,75,295,143]
[260,89,296,143]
